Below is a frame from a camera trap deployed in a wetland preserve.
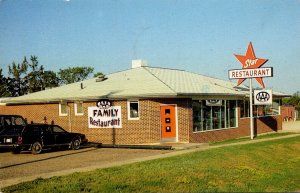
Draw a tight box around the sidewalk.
[1,133,299,189]
[282,120,300,132]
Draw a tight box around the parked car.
[0,121,88,154]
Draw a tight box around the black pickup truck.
[0,115,88,154]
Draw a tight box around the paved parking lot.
[0,147,173,188]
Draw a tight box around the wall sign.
[206,99,222,106]
[254,90,272,105]
[88,105,122,128]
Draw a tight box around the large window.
[193,100,237,132]
[128,100,139,120]
[239,99,280,118]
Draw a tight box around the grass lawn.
[4,136,300,193]
[210,132,295,146]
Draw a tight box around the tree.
[93,72,104,78]
[42,70,59,89]
[26,56,45,93]
[0,69,11,97]
[58,67,94,85]
[283,91,300,112]
[7,58,28,96]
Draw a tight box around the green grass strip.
[4,136,300,193]
[210,132,294,146]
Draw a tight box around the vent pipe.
[132,59,148,68]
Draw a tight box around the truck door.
[41,125,55,146]
[52,125,71,145]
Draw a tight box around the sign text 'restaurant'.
[229,67,273,79]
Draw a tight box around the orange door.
[161,105,176,140]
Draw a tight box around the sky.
[0,0,299,94]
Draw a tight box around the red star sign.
[234,42,268,88]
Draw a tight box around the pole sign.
[88,99,122,128]
[230,42,272,140]
[254,90,273,105]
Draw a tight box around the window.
[128,100,139,120]
[75,102,84,116]
[239,99,280,118]
[226,100,237,128]
[14,117,26,126]
[193,100,237,132]
[59,103,68,116]
[239,100,250,118]
[53,126,66,133]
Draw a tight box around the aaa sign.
[254,90,272,105]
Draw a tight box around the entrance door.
[160,105,177,142]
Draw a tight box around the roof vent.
[132,59,148,68]
[96,74,107,82]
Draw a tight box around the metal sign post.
[249,78,254,139]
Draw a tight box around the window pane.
[130,101,139,118]
[53,126,65,133]
[239,100,250,118]
[193,101,203,132]
[14,117,26,126]
[60,103,67,114]
[165,109,171,115]
[165,118,171,123]
[227,100,236,127]
[76,102,83,114]
[166,126,171,132]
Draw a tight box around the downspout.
[148,100,151,143]
[68,105,72,132]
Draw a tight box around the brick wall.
[0,99,282,144]
[0,98,191,144]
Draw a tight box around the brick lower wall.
[0,99,282,144]
[0,98,191,144]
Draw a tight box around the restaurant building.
[0,60,288,144]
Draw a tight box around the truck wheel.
[12,148,21,154]
[71,138,81,150]
[31,142,42,154]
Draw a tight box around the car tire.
[31,142,42,154]
[11,148,21,154]
[71,138,81,150]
